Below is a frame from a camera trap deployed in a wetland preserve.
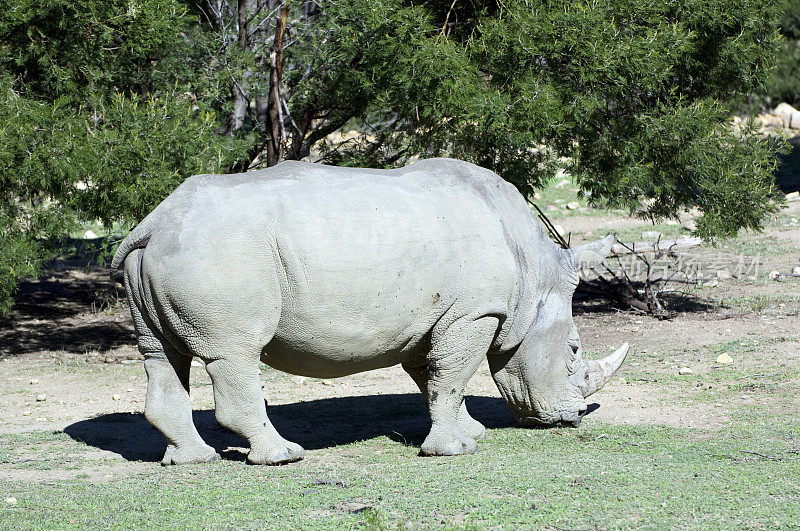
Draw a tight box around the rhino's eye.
[568,341,579,355]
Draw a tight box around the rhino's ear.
[569,234,615,269]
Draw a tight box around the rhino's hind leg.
[415,316,498,456]
[144,353,220,465]
[124,249,219,465]
[402,362,486,441]
[204,355,305,465]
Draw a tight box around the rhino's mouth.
[516,409,585,428]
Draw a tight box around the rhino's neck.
[496,221,563,352]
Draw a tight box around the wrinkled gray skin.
[110,158,628,465]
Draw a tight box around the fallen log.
[610,236,703,256]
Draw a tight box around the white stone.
[112,394,121,401]
[83,229,98,239]
[29,379,39,385]
[35,393,47,402]
[768,270,781,280]
[565,201,580,210]
[715,269,732,280]
[5,497,17,505]
[716,353,733,364]
[793,266,800,276]
[772,102,800,129]
[678,367,694,375]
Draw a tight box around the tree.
[0,0,789,314]
[744,0,800,110]
[0,0,248,313]
[202,0,787,238]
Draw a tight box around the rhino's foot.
[161,444,220,466]
[247,439,305,465]
[419,426,478,457]
[458,415,486,441]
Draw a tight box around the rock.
[190,359,203,368]
[768,270,781,280]
[665,220,679,226]
[22,410,31,416]
[787,191,800,201]
[29,379,39,385]
[715,269,732,280]
[126,388,134,393]
[565,201,580,210]
[35,393,47,402]
[705,279,719,287]
[641,230,662,240]
[553,225,566,236]
[755,113,784,128]
[772,102,800,129]
[83,229,98,239]
[546,205,558,211]
[553,178,570,189]
[793,266,800,276]
[682,219,697,232]
[5,497,17,505]
[716,353,734,364]
[533,192,541,200]
[112,394,121,401]
[678,367,694,375]
[35,417,47,422]
[320,380,334,386]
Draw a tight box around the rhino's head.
[489,234,628,427]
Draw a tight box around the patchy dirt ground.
[1,203,799,485]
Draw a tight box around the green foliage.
[747,0,800,109]
[282,0,785,239]
[468,0,786,238]
[0,1,247,313]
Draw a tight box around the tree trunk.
[266,2,290,166]
[226,0,256,135]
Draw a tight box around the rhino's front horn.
[582,343,629,397]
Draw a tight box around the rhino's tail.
[109,208,163,275]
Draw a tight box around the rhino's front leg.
[204,354,305,465]
[415,316,498,456]
[402,363,486,441]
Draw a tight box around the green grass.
[723,234,797,258]
[531,173,599,220]
[721,294,800,314]
[2,418,799,529]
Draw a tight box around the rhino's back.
[141,160,527,376]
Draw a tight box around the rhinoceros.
[110,158,628,465]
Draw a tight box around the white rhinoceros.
[110,158,627,465]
